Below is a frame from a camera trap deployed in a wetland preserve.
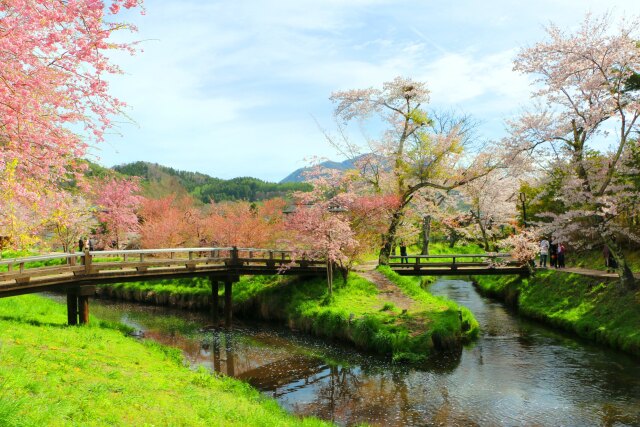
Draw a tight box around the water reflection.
[78,279,640,427]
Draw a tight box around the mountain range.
[111,161,311,203]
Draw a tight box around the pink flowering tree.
[500,230,539,272]
[284,169,360,288]
[460,172,519,251]
[329,78,501,264]
[0,0,142,214]
[139,196,192,248]
[509,13,640,290]
[94,177,143,248]
[46,193,98,252]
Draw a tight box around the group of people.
[539,238,566,268]
[78,237,95,252]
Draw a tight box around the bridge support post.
[66,286,95,325]
[210,276,219,325]
[224,279,233,328]
[67,293,78,326]
[78,295,89,324]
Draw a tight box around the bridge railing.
[0,247,327,286]
[388,253,520,269]
[0,252,86,283]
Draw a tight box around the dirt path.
[354,262,415,311]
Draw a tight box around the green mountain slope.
[113,161,311,203]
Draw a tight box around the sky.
[96,0,639,182]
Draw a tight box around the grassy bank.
[232,272,478,362]
[566,248,640,272]
[474,271,640,356]
[377,266,479,341]
[0,295,327,426]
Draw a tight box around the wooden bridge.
[0,247,325,327]
[0,247,528,326]
[388,253,530,276]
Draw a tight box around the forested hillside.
[113,161,311,203]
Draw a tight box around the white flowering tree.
[330,77,500,264]
[509,13,640,290]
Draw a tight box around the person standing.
[557,243,566,268]
[603,245,611,272]
[539,238,550,268]
[550,243,558,268]
[608,249,618,273]
[399,242,408,264]
[78,237,85,252]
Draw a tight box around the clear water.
[77,278,640,426]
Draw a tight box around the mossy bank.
[96,271,479,363]
[233,269,478,362]
[0,295,328,426]
[474,270,640,357]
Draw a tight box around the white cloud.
[96,0,639,181]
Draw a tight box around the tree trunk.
[477,219,490,252]
[603,235,637,291]
[421,215,431,255]
[379,209,404,265]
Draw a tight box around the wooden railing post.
[83,248,92,274]
[451,256,457,270]
[230,247,239,266]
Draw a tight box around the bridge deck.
[388,253,530,276]
[0,247,325,298]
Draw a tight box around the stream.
[78,278,640,426]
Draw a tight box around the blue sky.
[97,0,638,182]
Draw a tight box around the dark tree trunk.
[379,210,404,265]
[421,215,431,255]
[603,235,637,291]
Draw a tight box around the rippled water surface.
[81,279,640,426]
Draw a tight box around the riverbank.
[0,295,327,426]
[96,270,479,362]
[233,271,478,362]
[473,270,640,357]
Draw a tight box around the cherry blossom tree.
[0,0,142,212]
[46,194,98,252]
[205,199,286,248]
[139,196,192,248]
[460,172,519,251]
[283,169,362,286]
[329,77,501,264]
[94,177,143,248]
[510,13,640,290]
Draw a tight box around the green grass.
[566,248,640,272]
[377,266,479,342]
[0,295,328,426]
[474,271,640,356]
[232,272,478,363]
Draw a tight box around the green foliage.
[474,271,640,356]
[233,270,479,362]
[566,249,640,272]
[113,161,311,203]
[376,266,480,341]
[0,295,328,426]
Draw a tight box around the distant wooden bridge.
[0,247,528,326]
[388,253,530,276]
